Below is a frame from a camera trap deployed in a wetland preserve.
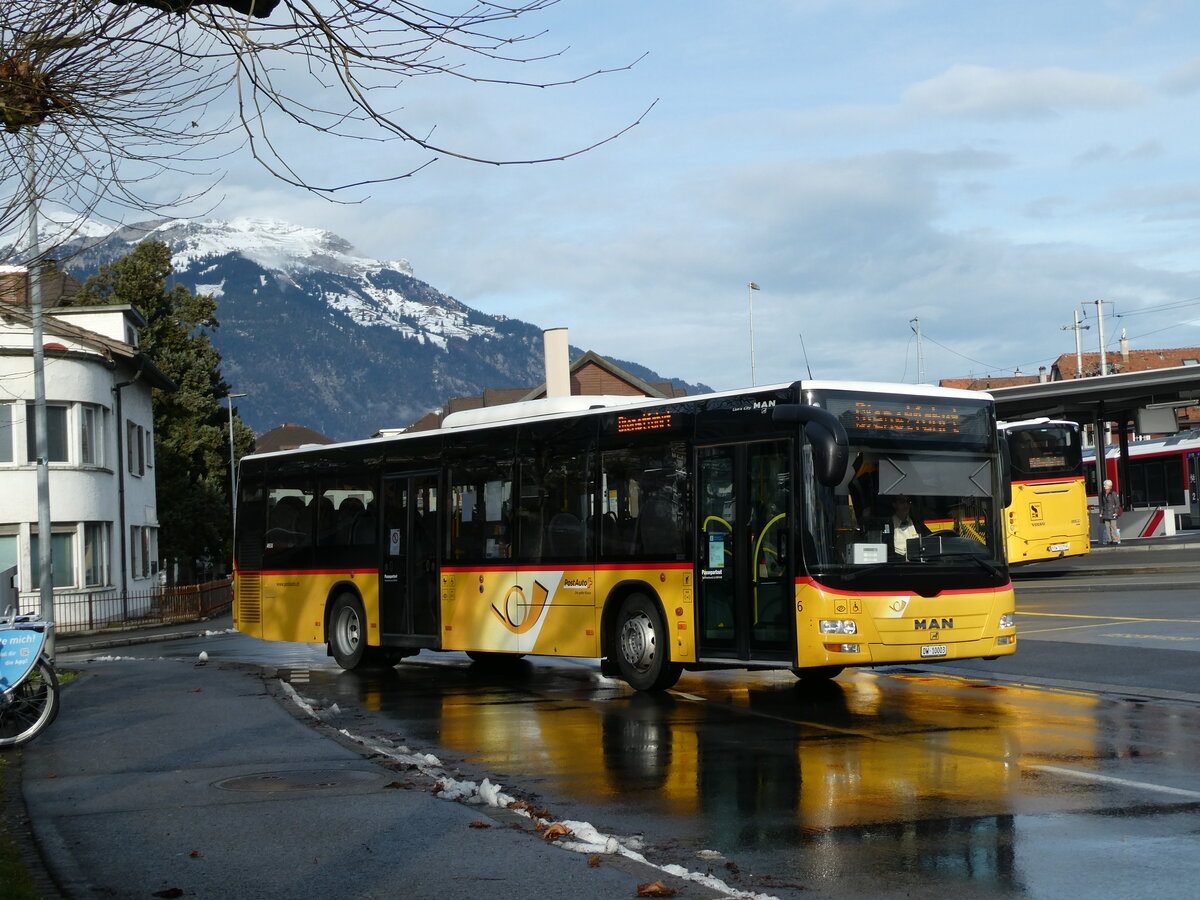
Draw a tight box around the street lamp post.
[226,393,247,526]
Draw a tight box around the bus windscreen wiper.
[924,552,1002,578]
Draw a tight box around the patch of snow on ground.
[277,681,782,900]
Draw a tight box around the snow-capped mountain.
[44,216,706,440]
[69,216,497,351]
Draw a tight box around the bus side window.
[601,443,688,562]
[234,482,267,571]
[316,479,376,567]
[518,446,592,563]
[448,455,514,561]
[264,484,315,569]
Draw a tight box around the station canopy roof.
[987,364,1200,425]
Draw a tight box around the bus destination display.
[823,397,987,439]
[616,411,674,434]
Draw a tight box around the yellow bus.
[233,380,1016,690]
[999,418,1090,564]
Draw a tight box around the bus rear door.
[380,471,440,641]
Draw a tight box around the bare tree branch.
[1,1,651,257]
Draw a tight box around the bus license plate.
[921,644,948,658]
[1048,542,1070,552]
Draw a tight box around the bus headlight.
[999,613,1015,629]
[820,619,858,635]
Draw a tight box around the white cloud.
[1073,141,1164,166]
[903,65,1147,119]
[1160,57,1200,94]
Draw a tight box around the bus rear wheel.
[329,593,373,670]
[615,594,681,692]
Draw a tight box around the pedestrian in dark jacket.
[1099,479,1122,545]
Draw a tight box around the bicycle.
[0,611,60,748]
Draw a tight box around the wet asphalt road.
[59,564,1200,899]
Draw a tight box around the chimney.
[543,327,571,399]
[1039,366,1047,383]
[1120,329,1130,365]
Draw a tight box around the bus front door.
[380,472,440,640]
[696,441,793,662]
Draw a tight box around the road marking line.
[1029,764,1200,800]
[1020,611,1200,624]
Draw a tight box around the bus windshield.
[800,389,1005,586]
[1008,422,1082,481]
[803,444,1004,578]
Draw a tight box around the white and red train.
[1083,429,1200,529]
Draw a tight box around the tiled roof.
[1053,348,1200,379]
[254,423,335,453]
[938,374,1042,391]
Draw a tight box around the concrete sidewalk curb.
[58,627,226,654]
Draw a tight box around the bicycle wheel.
[0,658,60,748]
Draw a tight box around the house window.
[130,525,156,579]
[141,527,152,578]
[30,530,76,589]
[0,403,11,464]
[0,532,16,577]
[81,404,105,467]
[84,523,109,587]
[127,421,145,476]
[130,525,140,577]
[26,403,69,463]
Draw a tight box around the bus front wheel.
[615,594,682,692]
[329,593,372,670]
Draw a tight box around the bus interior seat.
[518,508,544,558]
[638,496,682,556]
[547,512,583,556]
[601,512,629,555]
[350,514,377,546]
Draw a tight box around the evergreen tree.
[74,240,254,582]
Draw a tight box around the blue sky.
[201,0,1200,391]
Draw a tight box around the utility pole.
[26,129,53,624]
[747,282,760,386]
[1060,310,1090,378]
[1083,300,1112,376]
[910,317,925,384]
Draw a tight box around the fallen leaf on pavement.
[541,823,573,841]
[469,821,491,829]
[588,856,601,868]
[508,799,551,818]
[636,880,678,898]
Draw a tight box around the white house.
[0,266,175,625]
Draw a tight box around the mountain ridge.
[46,216,711,440]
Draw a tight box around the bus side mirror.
[998,431,1013,508]
[772,404,849,487]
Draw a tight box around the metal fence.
[27,577,233,635]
